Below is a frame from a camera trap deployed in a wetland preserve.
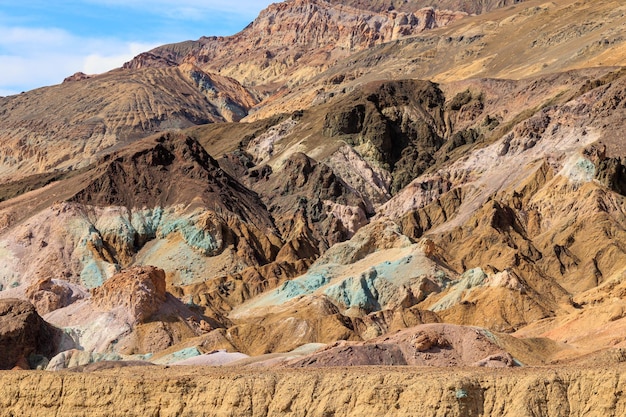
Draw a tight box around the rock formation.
[0,299,56,370]
[287,324,517,367]
[2,365,626,416]
[124,0,470,95]
[91,266,167,324]
[1,0,626,413]
[26,278,87,316]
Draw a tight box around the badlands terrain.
[2,0,626,414]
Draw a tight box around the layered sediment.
[1,365,625,416]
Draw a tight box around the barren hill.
[125,0,478,93]
[249,0,626,119]
[0,65,257,183]
[1,0,626,414]
[328,0,525,14]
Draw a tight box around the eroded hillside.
[1,0,626,414]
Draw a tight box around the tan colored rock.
[7,365,626,416]
[353,306,440,340]
[26,278,86,315]
[91,266,166,324]
[227,295,359,355]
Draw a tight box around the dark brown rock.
[0,299,55,370]
[251,152,369,259]
[321,80,447,193]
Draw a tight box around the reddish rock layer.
[91,266,167,324]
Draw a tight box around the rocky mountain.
[1,0,626,414]
[124,0,472,93]
[249,0,626,119]
[0,64,257,183]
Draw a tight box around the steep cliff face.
[1,365,625,416]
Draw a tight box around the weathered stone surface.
[0,299,55,370]
[1,365,626,416]
[26,279,87,315]
[91,266,167,324]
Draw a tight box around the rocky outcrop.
[227,295,359,355]
[26,279,87,315]
[69,133,266,216]
[322,79,447,193]
[91,266,167,324]
[122,52,178,70]
[67,132,283,272]
[0,299,56,370]
[40,265,213,356]
[62,72,93,83]
[251,151,370,259]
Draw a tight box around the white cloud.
[0,26,71,46]
[0,51,84,94]
[0,88,19,97]
[0,26,158,94]
[82,42,157,74]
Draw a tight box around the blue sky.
[0,0,276,96]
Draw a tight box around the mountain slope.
[0,65,256,183]
[1,0,626,375]
[328,0,525,14]
[248,0,626,120]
